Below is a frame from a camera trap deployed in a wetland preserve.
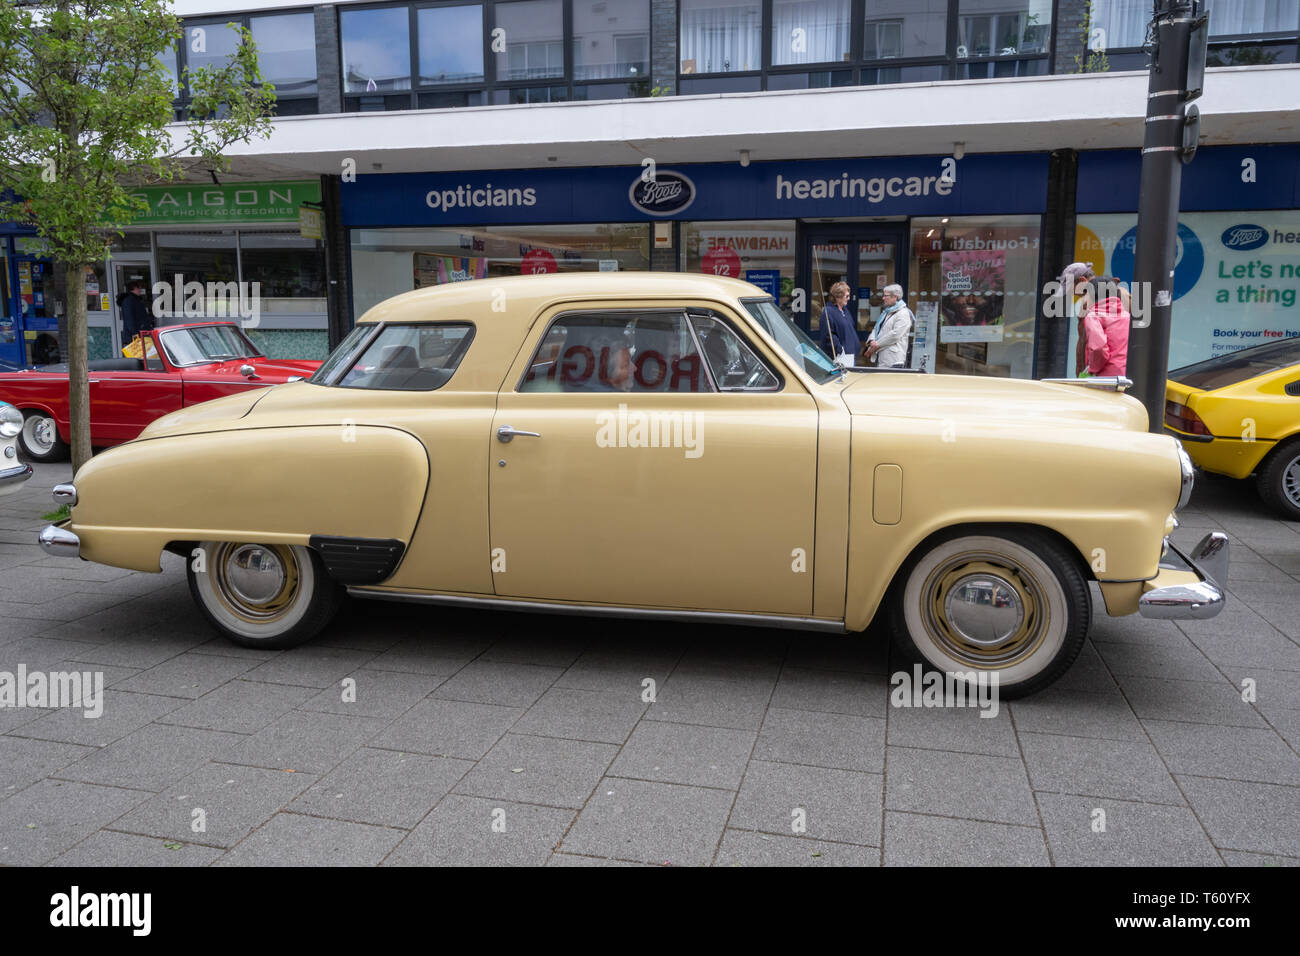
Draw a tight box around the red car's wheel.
[18,411,69,463]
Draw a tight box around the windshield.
[159,325,263,367]
[742,298,840,384]
[311,323,475,391]
[1170,336,1300,390]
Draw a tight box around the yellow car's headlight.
[0,404,21,440]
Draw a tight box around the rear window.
[312,323,474,391]
[1171,336,1300,390]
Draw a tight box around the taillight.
[1165,400,1211,436]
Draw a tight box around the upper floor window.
[341,6,412,93]
[418,5,487,84]
[769,0,851,67]
[956,0,1052,59]
[867,1,947,60]
[180,12,318,116]
[680,0,763,73]
[573,0,651,80]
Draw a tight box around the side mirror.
[240,364,259,379]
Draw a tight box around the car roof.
[355,272,767,327]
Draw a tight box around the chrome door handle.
[497,425,541,443]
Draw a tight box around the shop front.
[342,152,1050,378]
[0,225,61,369]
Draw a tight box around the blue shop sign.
[342,154,1049,228]
[1077,144,1300,213]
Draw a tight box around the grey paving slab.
[111,653,260,700]
[1116,675,1269,728]
[225,711,389,775]
[769,667,888,717]
[607,721,754,790]
[214,812,403,866]
[885,746,1038,825]
[0,779,151,865]
[883,811,1050,866]
[644,674,774,730]
[1010,689,1145,742]
[1187,626,1300,672]
[562,777,735,866]
[670,636,786,683]
[62,631,206,670]
[16,690,184,747]
[553,647,681,693]
[513,685,647,744]
[716,828,878,866]
[1220,850,1300,866]
[0,636,104,671]
[49,830,224,867]
[1094,640,1223,682]
[298,668,447,719]
[481,635,588,668]
[111,762,318,848]
[755,707,885,773]
[241,645,379,689]
[368,697,522,760]
[730,760,882,845]
[157,680,316,735]
[1177,774,1300,857]
[1035,792,1223,866]
[456,733,618,808]
[430,659,563,707]
[385,795,574,867]
[366,635,492,676]
[782,635,891,675]
[292,748,471,829]
[58,723,244,793]
[0,736,95,800]
[545,852,653,866]
[1018,732,1185,805]
[886,699,1019,757]
[1048,640,1121,695]
[1142,719,1300,786]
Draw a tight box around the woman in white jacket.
[865,284,913,368]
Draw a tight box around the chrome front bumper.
[1138,532,1229,620]
[0,461,33,493]
[39,524,81,558]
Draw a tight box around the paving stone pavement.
[2,461,1299,866]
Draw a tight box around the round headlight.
[1176,443,1195,511]
[0,404,21,440]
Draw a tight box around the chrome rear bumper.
[1138,532,1229,620]
[39,524,81,558]
[0,462,33,492]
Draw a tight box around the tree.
[0,0,275,472]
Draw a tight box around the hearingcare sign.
[123,180,322,225]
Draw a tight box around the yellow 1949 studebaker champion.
[39,273,1228,698]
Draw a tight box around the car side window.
[688,313,780,391]
[334,324,474,390]
[519,311,710,393]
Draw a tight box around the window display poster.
[744,269,780,297]
[912,301,938,373]
[414,254,487,287]
[939,249,1006,343]
[1074,211,1300,370]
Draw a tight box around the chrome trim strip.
[1041,376,1134,392]
[346,588,847,633]
[38,524,80,558]
[52,482,77,506]
[1176,445,1195,511]
[0,463,33,488]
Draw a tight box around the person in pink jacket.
[1079,277,1131,377]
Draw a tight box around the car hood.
[201,358,321,379]
[839,373,1149,431]
[137,388,269,440]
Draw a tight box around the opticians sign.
[123,180,322,225]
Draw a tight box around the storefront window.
[573,0,651,80]
[250,13,318,96]
[418,5,486,85]
[682,220,797,315]
[865,0,947,60]
[909,215,1041,379]
[156,232,238,317]
[956,0,1052,58]
[349,224,652,317]
[238,232,327,314]
[1073,210,1300,372]
[680,0,763,73]
[769,0,851,66]
[496,0,564,81]
[342,6,412,93]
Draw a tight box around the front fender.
[70,425,430,572]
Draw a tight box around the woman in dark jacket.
[116,280,150,346]
[819,281,860,367]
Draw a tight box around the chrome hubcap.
[1283,456,1300,507]
[209,542,300,623]
[23,416,54,454]
[224,545,286,605]
[944,573,1026,646]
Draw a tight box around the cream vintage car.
[39,273,1228,698]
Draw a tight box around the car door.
[88,362,183,444]
[488,303,820,617]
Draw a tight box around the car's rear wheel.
[889,529,1090,699]
[187,541,342,649]
[18,411,68,462]
[1256,437,1300,521]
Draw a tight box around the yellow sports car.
[1165,336,1300,519]
[38,273,1227,699]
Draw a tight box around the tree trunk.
[62,261,91,474]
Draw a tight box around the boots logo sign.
[629,171,696,217]
[1221,224,1268,251]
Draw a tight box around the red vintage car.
[0,322,320,461]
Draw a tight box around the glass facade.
[178,12,319,115]
[1090,0,1299,64]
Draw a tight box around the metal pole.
[1128,0,1199,432]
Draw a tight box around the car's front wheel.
[889,529,1090,699]
[18,411,68,462]
[187,541,342,649]
[1256,437,1300,521]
